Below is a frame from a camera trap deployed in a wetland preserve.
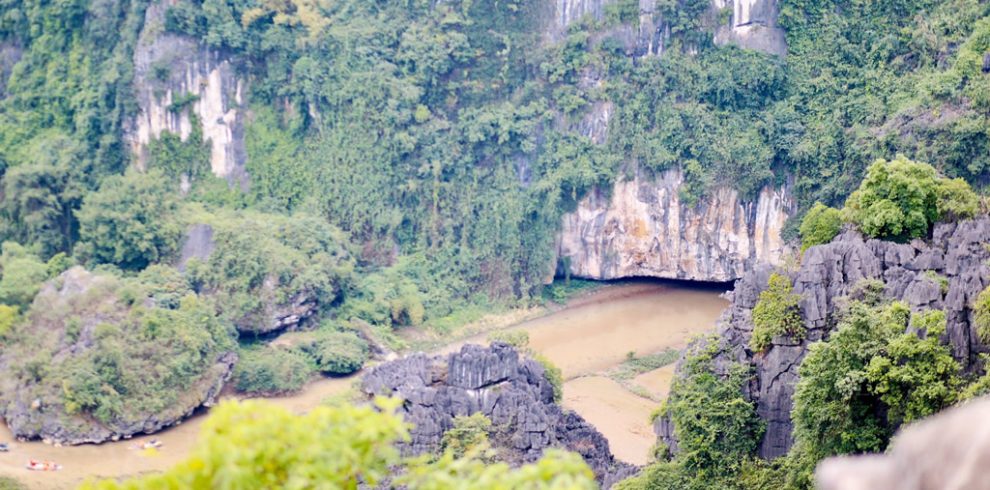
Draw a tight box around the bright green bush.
[75,169,182,271]
[973,285,990,342]
[658,337,764,482]
[296,330,370,375]
[844,157,979,241]
[487,329,530,348]
[798,203,842,251]
[0,241,49,308]
[791,301,961,479]
[233,347,314,396]
[750,273,804,352]
[533,353,564,403]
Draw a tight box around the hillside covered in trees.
[0,0,989,488]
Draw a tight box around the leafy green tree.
[233,346,314,396]
[798,203,842,251]
[0,241,49,308]
[974,285,990,342]
[844,157,978,241]
[75,169,182,271]
[750,273,804,352]
[660,338,764,481]
[865,310,960,426]
[791,301,961,481]
[296,330,370,375]
[0,139,87,258]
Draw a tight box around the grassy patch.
[610,349,681,381]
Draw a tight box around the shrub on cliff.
[972,285,990,342]
[75,169,182,271]
[844,157,979,241]
[750,273,804,352]
[440,413,493,459]
[185,208,354,334]
[295,330,370,375]
[233,346,314,396]
[798,203,842,251]
[0,241,48,308]
[790,301,961,481]
[80,399,597,489]
[659,337,765,481]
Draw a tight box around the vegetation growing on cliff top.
[750,273,805,353]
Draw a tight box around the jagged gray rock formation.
[127,0,248,186]
[557,167,792,282]
[660,218,990,458]
[361,343,637,488]
[816,396,990,490]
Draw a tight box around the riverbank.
[0,280,728,488]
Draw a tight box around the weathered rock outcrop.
[545,1,787,56]
[661,219,990,458]
[0,267,237,445]
[816,396,990,490]
[557,167,792,282]
[714,0,788,56]
[127,0,248,185]
[361,343,637,487]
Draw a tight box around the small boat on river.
[25,460,61,471]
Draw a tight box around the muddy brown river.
[0,281,728,488]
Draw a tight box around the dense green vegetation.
[232,346,313,396]
[0,0,989,487]
[81,398,596,489]
[619,338,765,490]
[845,157,979,240]
[2,267,236,428]
[750,273,804,352]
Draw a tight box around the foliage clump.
[296,330,370,376]
[973,285,990,343]
[233,347,314,396]
[750,273,804,352]
[619,337,764,489]
[789,301,961,482]
[844,157,979,241]
[185,209,353,334]
[798,203,842,251]
[440,413,493,459]
[80,398,597,489]
[75,170,182,271]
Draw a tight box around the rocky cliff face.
[661,219,990,458]
[546,1,786,56]
[127,0,248,186]
[816,396,990,490]
[557,167,792,282]
[714,0,788,56]
[361,343,637,488]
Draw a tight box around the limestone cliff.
[659,219,990,458]
[545,1,786,56]
[714,0,788,56]
[361,343,637,488]
[127,0,248,186]
[557,168,792,282]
